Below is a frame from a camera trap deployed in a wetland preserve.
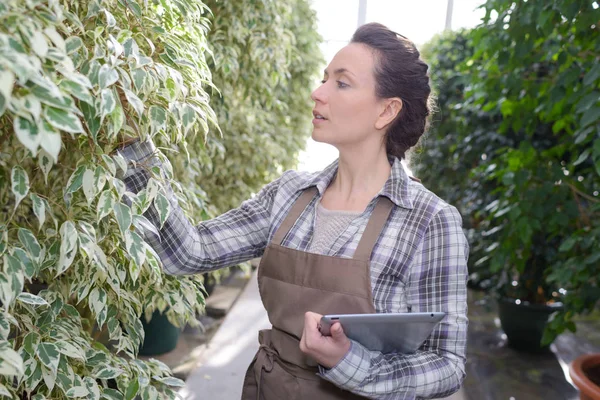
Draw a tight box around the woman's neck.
[322,145,391,212]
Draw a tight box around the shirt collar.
[298,157,414,210]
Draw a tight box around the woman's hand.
[299,311,351,369]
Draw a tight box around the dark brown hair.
[351,23,432,159]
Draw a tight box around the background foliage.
[0,0,321,398]
[418,0,600,344]
[193,0,323,213]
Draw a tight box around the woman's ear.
[375,98,403,130]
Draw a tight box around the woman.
[118,23,468,399]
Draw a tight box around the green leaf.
[18,228,41,260]
[580,106,600,128]
[57,221,78,276]
[583,64,600,87]
[81,101,101,141]
[17,292,48,306]
[14,116,41,154]
[11,166,29,210]
[38,149,54,184]
[594,139,600,177]
[100,88,116,122]
[44,106,84,133]
[36,343,60,374]
[30,193,46,230]
[154,191,170,229]
[66,386,89,398]
[113,202,132,236]
[125,378,139,400]
[577,91,599,113]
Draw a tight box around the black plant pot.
[139,310,180,356]
[498,297,563,352]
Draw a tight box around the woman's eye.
[320,79,327,84]
[337,81,349,88]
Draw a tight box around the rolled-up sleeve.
[319,205,469,399]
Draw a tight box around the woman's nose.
[311,83,327,103]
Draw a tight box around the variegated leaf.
[66,386,89,398]
[44,106,84,134]
[36,342,60,374]
[56,221,78,276]
[30,193,46,230]
[17,293,48,306]
[154,191,171,229]
[113,202,132,235]
[14,115,41,154]
[89,287,107,327]
[38,148,54,184]
[112,152,128,175]
[82,168,96,205]
[11,166,29,210]
[97,190,116,220]
[18,228,41,261]
[101,154,117,176]
[0,340,24,377]
[55,340,84,361]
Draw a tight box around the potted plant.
[570,354,600,400]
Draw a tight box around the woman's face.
[311,43,386,151]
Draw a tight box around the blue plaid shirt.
[119,140,469,399]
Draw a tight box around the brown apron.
[241,186,394,400]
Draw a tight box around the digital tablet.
[318,312,445,354]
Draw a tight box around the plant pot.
[139,310,180,356]
[570,354,600,400]
[497,296,563,352]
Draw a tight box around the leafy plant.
[419,0,600,345]
[0,0,218,397]
[195,0,324,213]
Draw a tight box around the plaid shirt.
[119,140,469,400]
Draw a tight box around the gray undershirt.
[308,202,361,254]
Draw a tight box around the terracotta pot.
[570,353,600,400]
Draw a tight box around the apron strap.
[353,196,394,262]
[271,186,318,246]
